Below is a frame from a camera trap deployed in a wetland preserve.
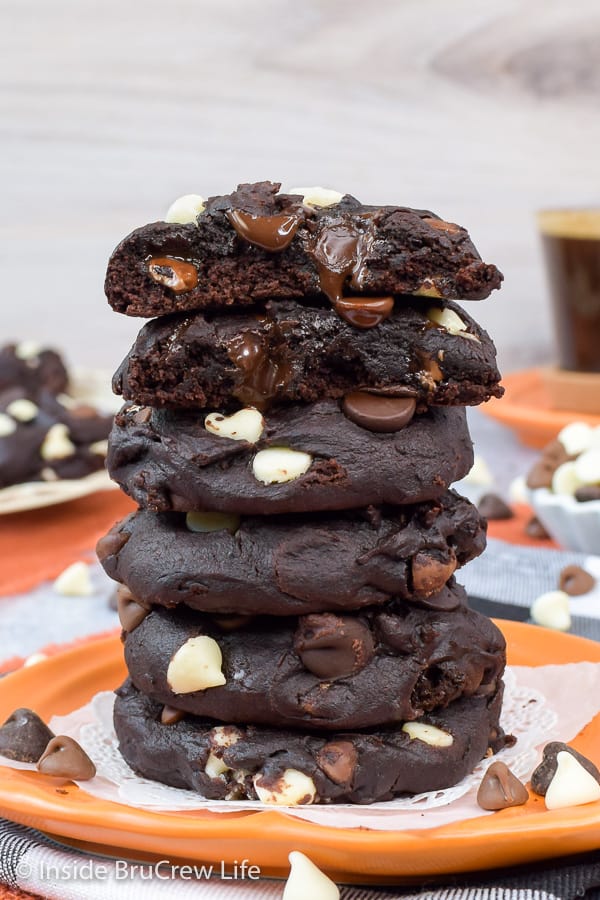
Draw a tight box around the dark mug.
[538,210,600,373]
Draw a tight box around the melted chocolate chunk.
[225,328,291,409]
[148,257,198,293]
[0,708,55,763]
[316,740,357,785]
[559,565,596,596]
[294,614,374,679]
[477,761,528,810]
[342,392,416,433]
[227,210,300,251]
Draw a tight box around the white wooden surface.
[2,0,600,374]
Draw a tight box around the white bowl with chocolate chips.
[526,422,600,553]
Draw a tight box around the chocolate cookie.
[121,603,506,731]
[0,387,113,488]
[114,678,509,804]
[105,182,503,320]
[0,343,68,396]
[113,298,502,411]
[98,492,486,615]
[107,401,473,514]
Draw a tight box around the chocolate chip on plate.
[559,565,596,596]
[477,761,528,810]
[0,708,55,763]
[525,516,550,540]
[37,735,96,781]
[478,493,514,521]
[531,742,600,796]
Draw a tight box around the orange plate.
[1,624,600,883]
[481,368,600,448]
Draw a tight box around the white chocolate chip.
[284,852,339,900]
[551,461,583,496]
[40,467,59,482]
[463,455,494,487]
[530,590,571,631]
[56,393,78,409]
[24,652,48,668]
[558,422,593,457]
[509,474,529,505]
[14,341,41,361]
[254,768,317,805]
[427,306,467,335]
[287,186,343,208]
[590,426,600,450]
[210,725,241,749]
[89,440,109,456]
[574,449,600,486]
[167,635,226,694]
[252,447,312,484]
[414,279,443,298]
[53,561,94,597]
[402,721,454,747]
[165,193,206,224]
[6,399,38,422]
[204,752,230,778]
[545,750,600,810]
[185,511,240,534]
[205,408,265,443]
[40,424,76,461]
[0,414,17,437]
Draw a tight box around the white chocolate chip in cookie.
[426,306,479,341]
[53,561,94,597]
[14,341,41,361]
[89,440,109,456]
[252,447,312,484]
[254,768,317,805]
[185,511,240,534]
[210,725,242,749]
[6,399,38,422]
[414,279,443,299]
[283,852,339,900]
[167,635,226,694]
[40,424,76,460]
[204,752,230,778]
[402,721,454,747]
[165,194,206,224]
[0,414,17,437]
[557,422,593,457]
[287,186,344,208]
[545,750,600,810]
[530,590,571,631]
[205,408,264,443]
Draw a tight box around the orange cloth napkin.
[0,491,136,597]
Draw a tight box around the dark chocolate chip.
[525,516,550,540]
[477,761,528,810]
[575,485,600,503]
[316,740,358,785]
[294,613,374,679]
[559,565,596,596]
[96,526,130,563]
[411,552,457,596]
[0,708,55,763]
[478,493,514,520]
[37,735,96,780]
[531,742,600,796]
[117,586,150,633]
[342,391,416,433]
[160,705,186,725]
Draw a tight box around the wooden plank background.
[1,0,599,374]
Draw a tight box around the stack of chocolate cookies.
[98,182,511,805]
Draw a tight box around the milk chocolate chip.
[525,516,550,540]
[559,565,596,596]
[227,210,300,251]
[37,735,96,780]
[411,552,457,596]
[342,392,416,433]
[117,585,150,632]
[575,485,600,502]
[148,257,198,293]
[160,705,186,725]
[0,708,55,763]
[316,740,357,785]
[477,761,528,810]
[294,614,374,679]
[96,526,130,563]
